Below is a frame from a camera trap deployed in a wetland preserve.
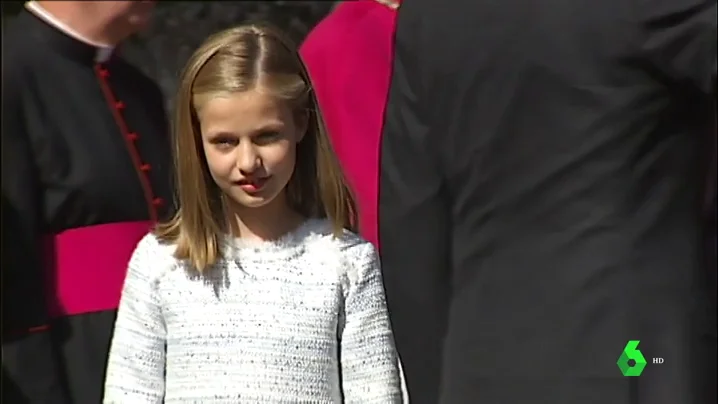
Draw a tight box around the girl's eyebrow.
[248,122,285,134]
[205,123,285,139]
[206,131,237,138]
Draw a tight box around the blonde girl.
[103,23,402,403]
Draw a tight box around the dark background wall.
[2,1,336,110]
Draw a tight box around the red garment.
[300,0,399,247]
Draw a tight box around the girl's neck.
[226,194,306,243]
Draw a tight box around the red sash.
[44,221,152,317]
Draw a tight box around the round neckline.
[222,218,326,262]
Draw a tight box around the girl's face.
[197,90,306,212]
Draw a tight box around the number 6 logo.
[617,340,647,376]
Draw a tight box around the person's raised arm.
[378,1,451,402]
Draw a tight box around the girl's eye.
[212,137,238,148]
[254,132,280,145]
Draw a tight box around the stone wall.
[122,1,336,110]
[124,1,336,110]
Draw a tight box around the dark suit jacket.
[379,0,716,403]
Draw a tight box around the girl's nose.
[235,143,261,175]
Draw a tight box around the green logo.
[617,340,647,376]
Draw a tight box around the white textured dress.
[103,219,403,403]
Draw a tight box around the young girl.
[103,24,403,403]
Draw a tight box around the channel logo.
[617,340,648,376]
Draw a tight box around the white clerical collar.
[25,1,114,63]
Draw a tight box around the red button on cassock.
[114,101,125,110]
[140,164,151,172]
[127,133,139,141]
[152,198,164,207]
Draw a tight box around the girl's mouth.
[235,177,270,193]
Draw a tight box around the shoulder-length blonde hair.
[155,23,357,272]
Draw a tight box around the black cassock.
[2,10,174,404]
[379,0,716,403]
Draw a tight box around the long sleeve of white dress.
[339,241,403,403]
[104,235,166,403]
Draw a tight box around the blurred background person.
[2,1,173,402]
[379,0,716,403]
[300,0,400,247]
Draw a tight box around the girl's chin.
[224,190,279,210]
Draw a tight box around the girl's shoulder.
[134,231,178,256]
[303,218,377,257]
[302,219,379,284]
[129,232,181,277]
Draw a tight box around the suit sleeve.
[378,2,452,402]
[1,64,70,402]
[635,0,716,95]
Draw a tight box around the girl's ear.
[295,109,309,143]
